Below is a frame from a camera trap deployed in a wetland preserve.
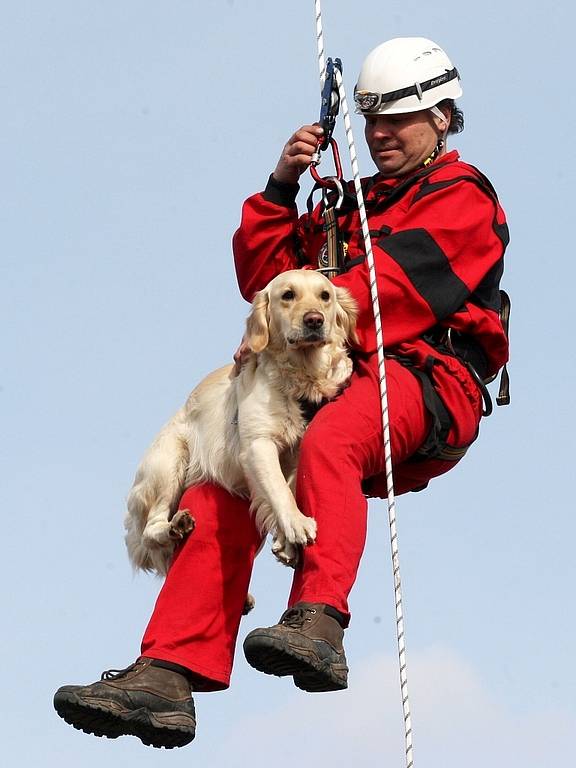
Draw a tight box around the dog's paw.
[285,514,317,546]
[242,593,256,615]
[271,535,300,568]
[169,509,196,541]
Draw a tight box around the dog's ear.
[245,288,270,353]
[334,286,359,344]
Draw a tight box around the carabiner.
[322,177,345,211]
[310,137,343,187]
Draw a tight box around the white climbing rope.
[313,4,414,767]
[314,0,326,87]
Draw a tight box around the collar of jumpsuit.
[364,149,459,203]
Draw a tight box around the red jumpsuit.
[141,150,509,691]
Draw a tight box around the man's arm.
[233,125,323,301]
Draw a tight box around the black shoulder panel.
[378,228,470,321]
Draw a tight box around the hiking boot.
[243,602,348,692]
[53,657,196,748]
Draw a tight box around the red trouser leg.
[140,353,480,687]
[288,353,432,622]
[140,483,261,691]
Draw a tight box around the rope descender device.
[310,57,345,278]
[310,57,343,178]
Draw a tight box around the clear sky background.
[2,1,574,766]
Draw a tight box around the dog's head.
[245,269,358,354]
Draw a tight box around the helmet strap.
[430,105,448,126]
[422,105,449,168]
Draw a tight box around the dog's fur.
[124,269,357,576]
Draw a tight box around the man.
[54,37,509,749]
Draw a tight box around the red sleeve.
[233,176,315,301]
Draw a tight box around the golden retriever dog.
[124,269,357,576]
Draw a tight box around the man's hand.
[273,124,324,184]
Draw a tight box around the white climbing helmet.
[354,37,462,117]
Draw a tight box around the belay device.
[310,57,346,280]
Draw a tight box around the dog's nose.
[303,311,324,330]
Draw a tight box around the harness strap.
[495,290,511,406]
[388,355,469,464]
[423,327,494,417]
[423,290,511,411]
[408,364,456,461]
[318,204,346,278]
[496,365,510,407]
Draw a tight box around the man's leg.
[141,483,262,690]
[54,483,261,747]
[244,354,431,690]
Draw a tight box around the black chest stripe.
[378,228,470,321]
[412,177,465,203]
[412,173,498,205]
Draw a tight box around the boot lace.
[100,661,140,681]
[280,606,317,628]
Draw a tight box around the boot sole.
[243,633,347,692]
[53,690,195,748]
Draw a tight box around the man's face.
[364,110,441,177]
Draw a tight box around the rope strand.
[315,0,326,85]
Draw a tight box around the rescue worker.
[54,37,509,749]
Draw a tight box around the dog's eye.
[320,290,331,302]
[281,290,295,301]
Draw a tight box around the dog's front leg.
[270,461,300,566]
[240,437,317,547]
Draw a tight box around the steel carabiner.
[321,176,344,211]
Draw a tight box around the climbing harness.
[313,3,414,766]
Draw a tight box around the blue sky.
[2,1,574,766]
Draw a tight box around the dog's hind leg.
[168,508,196,540]
[125,408,191,571]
